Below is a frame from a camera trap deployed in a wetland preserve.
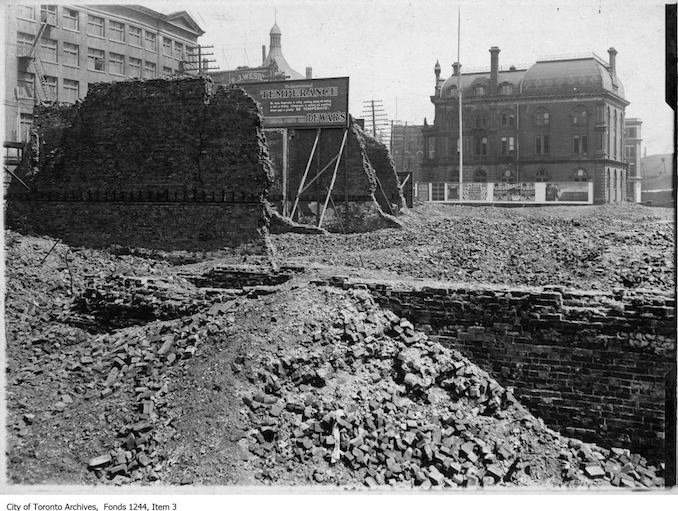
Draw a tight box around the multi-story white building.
[3,3,204,143]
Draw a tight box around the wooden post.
[318,129,348,228]
[289,128,321,220]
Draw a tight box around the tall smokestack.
[262,45,266,65]
[305,67,313,79]
[608,47,617,76]
[490,46,500,95]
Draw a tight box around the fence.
[415,181,593,205]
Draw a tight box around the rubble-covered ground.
[3,203,674,488]
[273,203,675,292]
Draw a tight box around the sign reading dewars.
[241,77,349,128]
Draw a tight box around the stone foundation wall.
[323,277,675,462]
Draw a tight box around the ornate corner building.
[420,47,629,204]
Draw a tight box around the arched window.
[535,168,550,182]
[572,106,588,126]
[498,82,513,95]
[474,85,486,97]
[500,167,514,183]
[535,108,550,128]
[475,111,487,128]
[572,168,589,182]
[473,167,487,182]
[614,111,618,159]
[448,85,458,97]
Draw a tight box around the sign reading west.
[240,77,349,128]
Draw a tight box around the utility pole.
[361,99,390,146]
[457,6,463,192]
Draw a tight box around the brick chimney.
[452,61,461,76]
[305,67,313,79]
[608,47,617,75]
[262,45,266,65]
[490,46,500,95]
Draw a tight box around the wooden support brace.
[318,128,348,228]
[289,128,321,220]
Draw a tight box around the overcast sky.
[157,0,670,154]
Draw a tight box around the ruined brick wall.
[325,277,675,462]
[361,130,406,213]
[6,78,273,251]
[281,118,403,232]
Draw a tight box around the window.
[129,57,142,78]
[627,127,637,138]
[44,75,57,101]
[87,48,105,71]
[63,79,79,103]
[63,42,79,66]
[109,52,124,75]
[535,134,549,155]
[431,183,445,201]
[128,26,142,46]
[17,5,35,20]
[173,41,183,59]
[536,109,550,127]
[499,83,512,95]
[20,113,33,142]
[573,135,588,154]
[447,85,458,97]
[40,38,57,63]
[625,146,636,159]
[473,167,487,183]
[144,31,157,52]
[475,112,487,128]
[572,168,589,182]
[109,20,124,41]
[18,72,35,98]
[474,85,486,97]
[426,137,436,160]
[163,37,172,55]
[163,66,173,76]
[40,5,57,24]
[473,135,488,156]
[144,61,156,78]
[501,111,515,128]
[501,136,515,155]
[87,15,105,37]
[17,32,34,56]
[63,8,78,31]
[572,107,588,126]
[535,168,550,182]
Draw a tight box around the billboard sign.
[210,65,285,85]
[240,77,349,128]
[494,182,535,201]
[546,182,589,202]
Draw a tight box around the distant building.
[640,152,674,206]
[623,118,642,202]
[4,3,204,143]
[421,47,629,204]
[210,21,311,86]
[391,123,425,174]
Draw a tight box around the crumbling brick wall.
[326,277,675,463]
[6,78,274,252]
[281,117,404,233]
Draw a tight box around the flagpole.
[457,5,463,195]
